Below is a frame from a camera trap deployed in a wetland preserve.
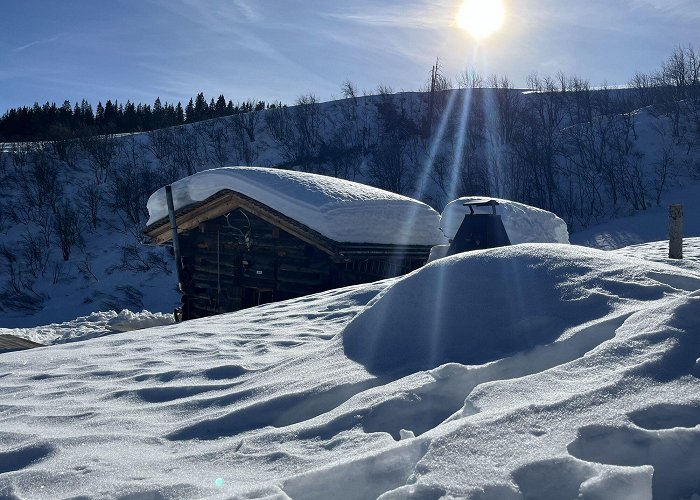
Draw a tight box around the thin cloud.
[232,0,259,22]
[12,35,60,53]
[165,0,262,33]
[325,2,452,30]
[629,0,700,19]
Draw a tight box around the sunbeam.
[446,88,474,202]
[411,89,458,202]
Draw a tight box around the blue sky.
[0,0,698,113]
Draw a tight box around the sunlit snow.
[1,239,699,499]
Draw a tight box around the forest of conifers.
[0,92,274,141]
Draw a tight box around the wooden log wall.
[179,209,332,318]
[177,208,431,318]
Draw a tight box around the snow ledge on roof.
[146,167,446,246]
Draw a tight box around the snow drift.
[146,166,445,246]
[343,244,700,375]
[1,309,174,345]
[440,196,570,244]
[1,241,700,499]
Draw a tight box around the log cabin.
[144,167,445,320]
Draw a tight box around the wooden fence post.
[166,184,184,288]
[669,204,683,259]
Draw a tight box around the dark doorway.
[242,287,275,308]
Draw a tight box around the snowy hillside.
[2,86,700,327]
[1,241,699,499]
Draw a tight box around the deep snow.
[1,239,699,499]
[146,166,445,246]
[2,89,700,497]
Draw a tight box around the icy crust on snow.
[2,243,700,499]
[146,166,445,246]
[1,309,174,345]
[440,196,570,244]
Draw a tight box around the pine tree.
[215,94,227,117]
[194,92,208,121]
[82,100,95,126]
[104,100,117,131]
[175,102,185,124]
[95,102,105,127]
[153,97,163,127]
[185,98,195,123]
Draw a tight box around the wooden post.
[669,204,683,259]
[166,185,185,289]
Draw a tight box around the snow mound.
[2,309,174,345]
[146,166,445,246]
[106,309,175,333]
[343,243,700,375]
[440,196,570,244]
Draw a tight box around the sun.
[457,0,505,40]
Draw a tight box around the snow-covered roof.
[146,167,445,246]
[440,196,570,244]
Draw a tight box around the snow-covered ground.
[0,309,174,345]
[571,183,700,251]
[1,238,699,499]
[2,88,700,498]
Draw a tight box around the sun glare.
[457,0,505,40]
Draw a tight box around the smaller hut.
[144,167,445,319]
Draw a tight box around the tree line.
[0,92,277,142]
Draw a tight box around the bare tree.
[53,200,82,261]
[227,107,261,165]
[512,74,567,210]
[231,101,260,143]
[49,138,81,170]
[172,127,202,176]
[79,180,102,231]
[341,80,358,101]
[20,230,51,278]
[11,149,63,227]
[629,71,655,109]
[264,105,298,164]
[199,120,231,168]
[146,128,178,179]
[80,133,119,183]
[457,67,485,89]
[0,242,46,313]
[295,93,323,166]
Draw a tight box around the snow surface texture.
[0,309,174,345]
[147,166,446,246]
[1,241,700,499]
[440,196,570,244]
